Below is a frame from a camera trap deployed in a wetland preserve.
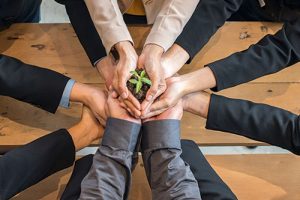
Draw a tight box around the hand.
[105,90,141,124]
[70,83,108,126]
[138,44,167,111]
[68,106,104,151]
[183,91,211,118]
[141,76,187,119]
[111,41,138,94]
[96,55,117,88]
[143,99,183,122]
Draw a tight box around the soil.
[126,69,150,103]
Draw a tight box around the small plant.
[127,69,152,102]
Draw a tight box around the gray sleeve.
[79,118,141,200]
[141,120,201,200]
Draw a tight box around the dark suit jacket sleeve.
[206,94,300,155]
[175,0,243,63]
[55,0,107,65]
[0,54,70,113]
[0,129,75,200]
[207,19,300,91]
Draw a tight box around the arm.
[0,54,69,113]
[208,19,300,91]
[181,140,237,200]
[183,92,300,155]
[175,0,244,62]
[0,107,102,200]
[144,0,200,52]
[56,0,107,65]
[79,93,141,199]
[141,102,200,200]
[83,0,132,55]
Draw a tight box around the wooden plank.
[0,24,102,84]
[2,82,300,149]
[1,22,299,84]
[12,154,300,200]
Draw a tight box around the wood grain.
[2,82,300,149]
[12,154,300,200]
[1,22,299,84]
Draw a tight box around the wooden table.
[1,22,300,149]
[12,154,300,200]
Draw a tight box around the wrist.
[70,83,97,107]
[114,41,134,54]
[143,44,164,57]
[182,92,211,118]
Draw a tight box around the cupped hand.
[141,76,187,119]
[143,99,183,122]
[138,44,167,112]
[105,90,141,124]
[96,54,116,88]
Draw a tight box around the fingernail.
[147,95,153,101]
[121,92,127,99]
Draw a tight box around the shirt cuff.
[59,79,75,108]
[141,120,181,151]
[101,118,141,152]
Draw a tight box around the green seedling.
[129,70,152,93]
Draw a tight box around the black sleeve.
[0,54,70,113]
[208,19,300,91]
[206,94,300,155]
[181,140,237,200]
[0,129,75,200]
[55,0,107,65]
[175,0,244,63]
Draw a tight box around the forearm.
[84,0,133,54]
[207,19,300,91]
[141,120,201,200]
[57,0,107,65]
[179,67,217,96]
[80,118,141,200]
[145,0,199,52]
[206,94,300,155]
[0,129,75,200]
[175,0,243,62]
[0,55,69,113]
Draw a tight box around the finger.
[118,72,129,99]
[141,108,168,119]
[124,99,141,117]
[141,82,165,111]
[126,92,141,110]
[149,99,171,113]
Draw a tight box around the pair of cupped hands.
[96,41,188,123]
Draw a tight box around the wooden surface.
[1,22,300,148]
[12,154,300,200]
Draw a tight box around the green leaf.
[130,70,139,78]
[129,79,138,84]
[140,70,145,78]
[136,80,142,93]
[141,77,152,85]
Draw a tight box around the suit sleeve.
[55,0,107,65]
[206,94,300,155]
[79,118,141,200]
[145,0,199,52]
[0,129,75,200]
[0,55,70,113]
[175,0,243,63]
[84,0,133,54]
[181,140,237,200]
[141,120,201,200]
[208,19,300,91]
